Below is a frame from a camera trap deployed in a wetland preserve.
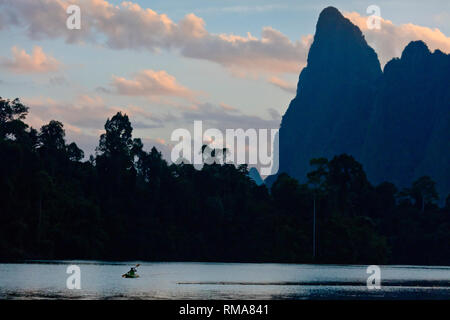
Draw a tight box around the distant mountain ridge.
[249,167,264,186]
[268,7,450,199]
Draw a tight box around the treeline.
[0,97,449,265]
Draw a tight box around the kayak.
[122,264,141,278]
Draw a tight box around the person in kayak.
[128,267,137,276]
[122,264,140,278]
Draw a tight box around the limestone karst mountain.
[268,7,450,199]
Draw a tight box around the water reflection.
[0,262,449,299]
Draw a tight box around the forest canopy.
[0,97,449,265]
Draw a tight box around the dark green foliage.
[0,100,448,265]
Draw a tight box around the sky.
[0,0,449,159]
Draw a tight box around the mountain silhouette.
[249,167,264,186]
[268,7,450,199]
[362,41,450,197]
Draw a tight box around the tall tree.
[97,112,134,159]
[38,120,66,151]
[66,142,84,162]
[0,97,29,140]
[407,176,439,212]
[327,154,371,215]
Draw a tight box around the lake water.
[0,261,449,299]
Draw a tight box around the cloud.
[111,69,195,99]
[0,0,310,75]
[180,103,280,132]
[174,103,280,173]
[95,86,111,94]
[219,102,238,111]
[22,94,181,157]
[2,2,449,75]
[344,12,450,66]
[180,28,312,75]
[49,75,69,86]
[1,46,61,74]
[23,94,168,132]
[21,93,280,163]
[268,76,296,93]
[267,108,281,121]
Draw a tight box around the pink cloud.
[344,11,450,66]
[0,0,311,75]
[219,102,238,111]
[22,94,166,132]
[268,76,296,93]
[1,46,61,74]
[111,69,195,99]
[2,1,448,77]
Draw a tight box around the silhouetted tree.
[0,97,28,126]
[0,98,448,265]
[97,112,133,158]
[66,142,84,162]
[0,97,29,141]
[406,176,439,212]
[38,120,66,151]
